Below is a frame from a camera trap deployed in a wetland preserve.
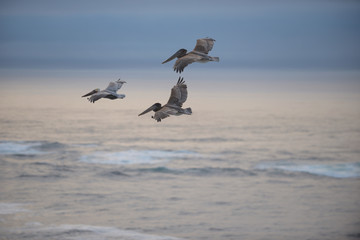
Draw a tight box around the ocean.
[0,70,360,239]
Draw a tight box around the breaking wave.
[0,202,29,215]
[135,167,255,176]
[6,223,184,240]
[0,141,65,156]
[256,161,360,178]
[0,141,44,155]
[80,149,201,165]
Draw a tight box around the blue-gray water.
[0,82,360,240]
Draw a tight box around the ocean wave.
[8,223,184,240]
[256,161,360,179]
[0,141,65,156]
[32,141,66,151]
[123,137,243,143]
[80,149,201,165]
[135,166,255,177]
[103,170,131,177]
[0,202,29,215]
[0,141,43,155]
[18,173,65,179]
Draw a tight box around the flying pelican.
[162,37,219,73]
[82,79,126,103]
[138,77,192,122]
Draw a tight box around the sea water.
[0,71,360,240]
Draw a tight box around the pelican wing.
[105,81,124,93]
[193,38,215,54]
[167,77,188,107]
[153,106,179,122]
[88,91,114,103]
[153,110,170,122]
[173,54,201,73]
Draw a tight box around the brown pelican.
[82,79,126,103]
[162,37,219,73]
[138,77,192,122]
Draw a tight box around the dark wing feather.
[88,93,102,103]
[173,54,201,73]
[153,110,170,122]
[87,91,108,103]
[193,38,215,54]
[167,77,188,107]
[103,94,118,100]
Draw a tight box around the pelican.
[138,77,192,122]
[162,37,219,73]
[82,79,126,103]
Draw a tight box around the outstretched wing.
[105,81,124,93]
[167,77,188,107]
[193,38,215,54]
[87,91,110,103]
[173,54,201,73]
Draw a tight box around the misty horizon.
[1,0,360,72]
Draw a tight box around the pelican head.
[205,37,215,41]
[81,88,100,97]
[116,79,127,84]
[138,103,162,116]
[162,49,187,64]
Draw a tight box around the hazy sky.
[1,0,360,71]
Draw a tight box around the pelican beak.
[162,49,187,64]
[81,89,98,97]
[138,104,157,116]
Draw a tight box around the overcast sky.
[0,0,359,71]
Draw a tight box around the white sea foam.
[0,141,43,155]
[0,203,29,214]
[256,161,360,178]
[80,149,200,165]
